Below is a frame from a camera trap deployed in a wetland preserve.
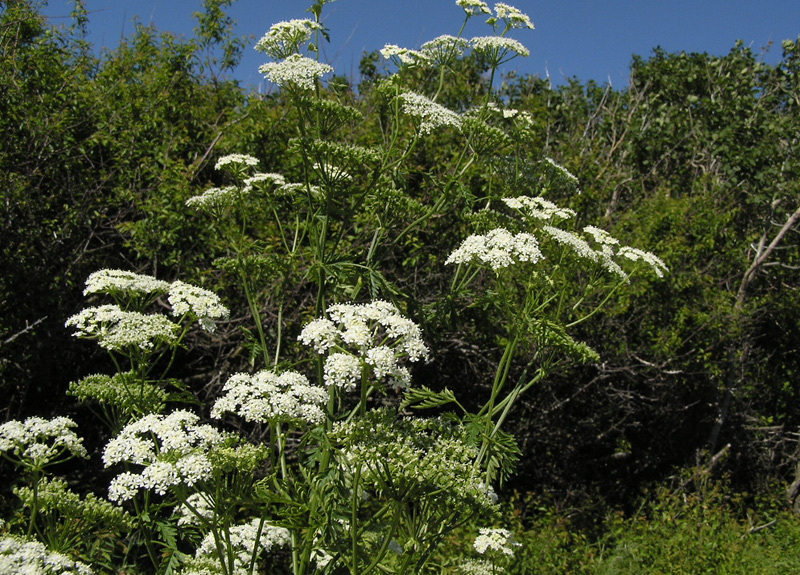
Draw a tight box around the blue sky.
[44,1,800,89]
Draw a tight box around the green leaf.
[400,386,459,411]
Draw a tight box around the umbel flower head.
[489,2,534,30]
[473,527,518,556]
[380,44,429,66]
[299,301,429,390]
[0,416,87,470]
[186,518,291,575]
[83,269,170,299]
[259,54,334,91]
[0,534,94,575]
[457,0,492,16]
[211,369,327,425]
[168,280,230,332]
[66,304,179,351]
[255,18,324,59]
[214,153,259,171]
[446,228,543,270]
[103,410,226,502]
[398,91,462,135]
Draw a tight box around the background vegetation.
[2,0,800,571]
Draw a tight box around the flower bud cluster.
[332,411,496,510]
[299,301,429,390]
[103,411,225,502]
[211,369,327,425]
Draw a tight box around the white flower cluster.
[459,559,495,575]
[243,172,286,193]
[492,3,534,29]
[192,518,290,575]
[0,416,87,468]
[83,269,170,298]
[617,246,669,278]
[543,156,579,184]
[502,196,576,221]
[299,301,429,390]
[456,0,491,16]
[473,527,517,556]
[185,186,240,212]
[313,161,352,183]
[380,44,428,66]
[398,92,462,135]
[485,102,534,125]
[470,35,529,58]
[0,534,94,575]
[103,411,225,502]
[255,18,323,59]
[70,273,229,340]
[542,225,599,262]
[214,153,259,171]
[259,54,334,91]
[66,304,179,351]
[175,492,215,527]
[420,35,469,66]
[211,369,327,425]
[445,228,543,270]
[168,281,230,332]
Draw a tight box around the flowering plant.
[0,2,670,575]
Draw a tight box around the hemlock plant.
[0,2,668,574]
